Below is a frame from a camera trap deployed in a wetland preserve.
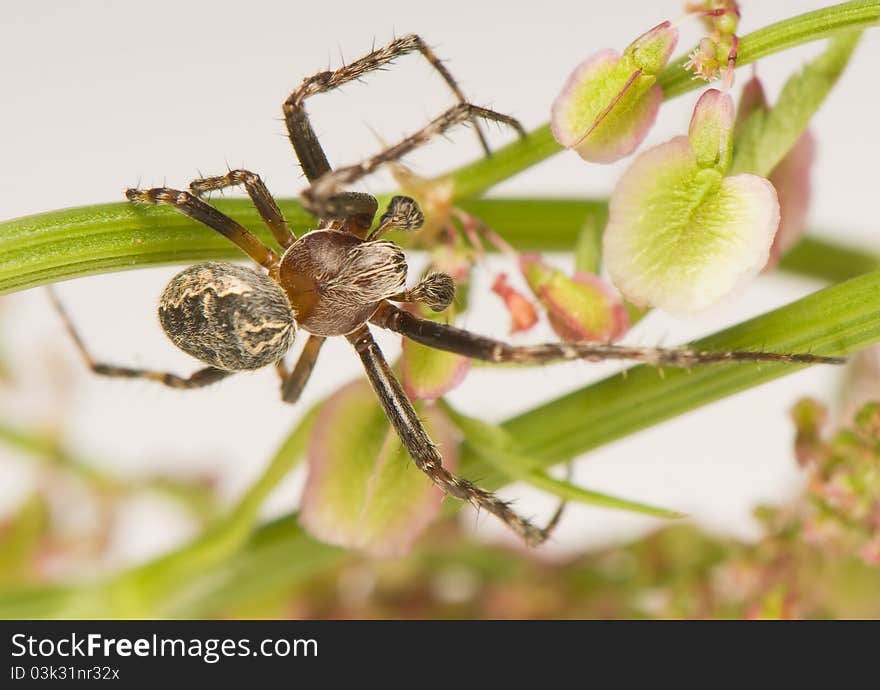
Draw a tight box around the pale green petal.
[300,380,458,557]
[402,337,471,400]
[551,50,662,163]
[604,136,780,314]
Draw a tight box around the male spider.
[53,35,842,547]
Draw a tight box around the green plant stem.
[2,2,876,298]
[482,269,880,479]
[1,198,874,295]
[658,1,879,98]
[171,518,341,618]
[439,402,685,519]
[780,237,880,283]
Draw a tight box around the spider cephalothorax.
[279,230,408,337]
[52,35,842,548]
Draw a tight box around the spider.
[51,35,842,547]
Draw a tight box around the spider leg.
[283,80,379,235]
[275,335,326,404]
[283,34,498,181]
[49,289,232,389]
[302,103,525,219]
[189,169,296,249]
[542,463,573,538]
[346,324,558,547]
[126,187,279,269]
[370,302,845,366]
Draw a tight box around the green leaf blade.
[442,402,685,519]
[731,31,863,176]
[492,269,880,474]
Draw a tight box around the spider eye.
[158,262,296,371]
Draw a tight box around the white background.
[1,1,878,566]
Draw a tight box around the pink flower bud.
[685,37,724,81]
[626,21,679,74]
[519,254,629,342]
[688,88,735,170]
[491,273,539,334]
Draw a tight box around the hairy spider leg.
[189,169,296,249]
[278,36,527,395]
[301,103,526,219]
[275,334,326,404]
[125,187,280,270]
[389,272,456,313]
[346,324,561,546]
[277,36,495,389]
[124,182,323,397]
[282,33,497,181]
[281,41,506,386]
[56,182,286,389]
[370,302,845,366]
[48,288,232,389]
[122,183,326,398]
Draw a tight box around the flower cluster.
[549,2,825,314]
[792,398,880,568]
[684,1,741,82]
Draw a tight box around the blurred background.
[0,1,878,616]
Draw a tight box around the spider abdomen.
[158,262,296,371]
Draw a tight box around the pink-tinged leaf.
[766,129,815,268]
[550,22,677,163]
[734,75,768,132]
[732,73,818,270]
[300,380,459,557]
[552,49,620,148]
[402,336,471,400]
[551,52,663,164]
[570,68,643,150]
[491,273,539,334]
[519,254,628,341]
[604,136,780,314]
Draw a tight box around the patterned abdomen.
[159,262,296,371]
